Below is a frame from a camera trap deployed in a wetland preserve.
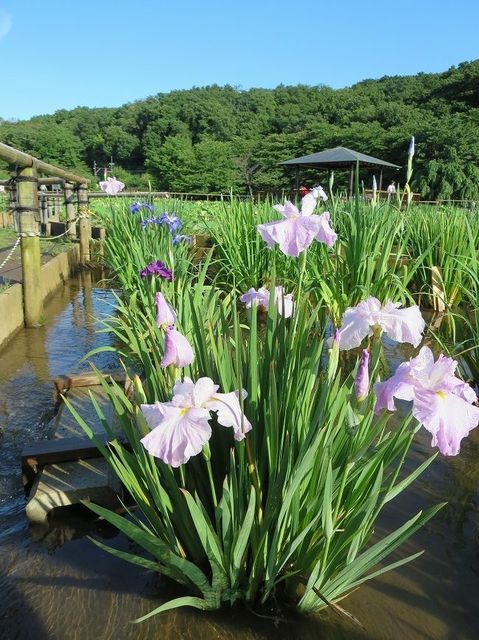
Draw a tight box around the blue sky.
[0,0,477,120]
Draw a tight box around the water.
[0,278,478,639]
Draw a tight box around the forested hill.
[1,60,478,199]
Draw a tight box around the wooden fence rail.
[0,142,91,327]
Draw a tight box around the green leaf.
[231,485,256,585]
[133,596,208,623]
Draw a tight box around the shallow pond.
[0,275,477,639]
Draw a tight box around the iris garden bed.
[67,188,479,625]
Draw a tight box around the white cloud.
[0,12,12,40]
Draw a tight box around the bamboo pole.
[64,182,77,239]
[17,165,44,327]
[77,185,91,264]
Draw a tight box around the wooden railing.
[0,142,91,327]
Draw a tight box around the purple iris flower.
[159,212,182,233]
[130,202,155,214]
[173,234,193,246]
[139,261,173,280]
[141,216,162,229]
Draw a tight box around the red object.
[299,185,309,196]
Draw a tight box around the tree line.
[1,60,478,199]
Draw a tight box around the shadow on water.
[0,274,478,639]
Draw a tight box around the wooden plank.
[53,369,128,402]
[26,458,123,524]
[22,383,127,494]
[21,434,122,484]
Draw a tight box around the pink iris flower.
[99,176,125,195]
[257,193,337,257]
[336,296,425,351]
[375,346,479,456]
[161,326,194,368]
[140,377,252,466]
[240,285,294,318]
[156,292,176,328]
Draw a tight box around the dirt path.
[0,239,66,285]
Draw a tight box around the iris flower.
[312,185,328,202]
[335,296,425,351]
[240,285,294,318]
[375,346,479,456]
[130,202,154,214]
[156,292,176,328]
[173,234,193,246]
[257,193,337,257]
[140,377,252,466]
[161,326,194,368]
[159,212,182,233]
[141,216,163,229]
[139,261,173,280]
[99,177,125,195]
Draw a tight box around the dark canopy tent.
[279,146,401,195]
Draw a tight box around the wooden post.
[9,183,18,230]
[40,193,51,236]
[53,195,61,222]
[46,196,53,222]
[64,182,77,239]
[77,185,91,264]
[97,226,106,261]
[349,165,354,198]
[17,165,44,327]
[379,169,383,193]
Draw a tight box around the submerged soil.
[0,274,477,639]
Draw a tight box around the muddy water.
[0,280,478,639]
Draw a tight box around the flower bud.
[156,292,176,328]
[355,349,370,402]
[160,326,194,368]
